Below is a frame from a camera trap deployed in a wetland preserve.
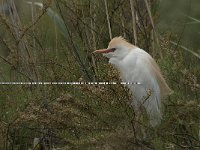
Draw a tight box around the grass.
[0,0,199,149]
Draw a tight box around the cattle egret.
[94,36,172,126]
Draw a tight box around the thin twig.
[103,0,112,40]
[130,0,137,45]
[144,0,162,57]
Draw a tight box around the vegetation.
[0,0,199,149]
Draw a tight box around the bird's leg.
[131,89,152,142]
[140,90,152,141]
[132,106,144,142]
[134,90,152,141]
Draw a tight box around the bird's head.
[94,36,136,61]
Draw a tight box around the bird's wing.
[120,49,158,88]
[120,50,162,126]
[148,57,173,97]
[120,49,172,98]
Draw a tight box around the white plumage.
[94,37,172,126]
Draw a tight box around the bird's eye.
[110,48,116,52]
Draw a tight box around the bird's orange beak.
[93,48,115,54]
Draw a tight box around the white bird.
[94,36,173,126]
